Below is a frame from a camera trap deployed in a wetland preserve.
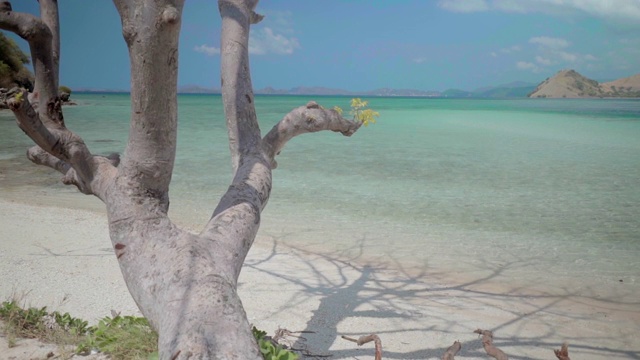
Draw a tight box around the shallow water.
[1,94,639,297]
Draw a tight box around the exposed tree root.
[474,329,508,360]
[554,342,571,360]
[342,334,382,360]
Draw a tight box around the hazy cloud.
[517,35,597,72]
[529,36,569,49]
[516,61,541,72]
[439,0,640,24]
[194,44,220,56]
[535,56,552,65]
[412,57,427,63]
[501,45,522,54]
[249,27,300,55]
[438,0,489,13]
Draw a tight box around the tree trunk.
[1,1,364,358]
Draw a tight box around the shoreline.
[1,197,639,359]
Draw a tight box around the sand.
[1,198,639,359]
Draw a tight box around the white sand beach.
[1,198,639,359]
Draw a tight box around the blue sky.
[6,0,640,91]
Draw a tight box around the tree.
[0,31,33,89]
[0,1,365,358]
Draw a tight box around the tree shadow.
[240,230,640,359]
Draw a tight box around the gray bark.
[1,0,364,358]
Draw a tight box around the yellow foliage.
[349,98,379,126]
[333,106,343,115]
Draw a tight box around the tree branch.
[7,92,116,197]
[219,0,262,173]
[114,0,184,202]
[474,329,508,360]
[0,3,58,117]
[39,0,60,89]
[342,334,382,360]
[262,101,363,168]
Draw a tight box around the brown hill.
[528,70,603,98]
[600,74,640,97]
[529,70,640,98]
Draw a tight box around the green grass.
[1,300,299,360]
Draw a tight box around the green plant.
[58,85,72,94]
[77,315,158,360]
[252,326,299,360]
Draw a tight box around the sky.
[5,0,640,92]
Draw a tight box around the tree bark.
[1,1,365,359]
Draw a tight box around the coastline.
[1,196,639,359]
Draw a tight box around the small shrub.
[58,85,72,94]
[77,315,158,360]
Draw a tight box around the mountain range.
[73,71,640,99]
[176,82,538,98]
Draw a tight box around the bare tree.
[0,0,363,358]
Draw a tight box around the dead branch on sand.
[442,340,462,360]
[474,329,508,360]
[342,334,382,360]
[554,342,571,360]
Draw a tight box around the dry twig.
[442,341,461,360]
[474,329,508,360]
[553,342,570,360]
[342,334,382,360]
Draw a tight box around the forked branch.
[1,2,115,198]
[262,101,363,168]
[0,3,58,113]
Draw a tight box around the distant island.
[174,82,538,98]
[528,70,640,98]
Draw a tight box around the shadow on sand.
[242,230,640,360]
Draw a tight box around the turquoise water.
[1,94,639,294]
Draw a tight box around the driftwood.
[554,342,571,360]
[442,341,462,360]
[342,334,383,360]
[474,329,508,360]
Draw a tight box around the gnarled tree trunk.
[0,0,363,358]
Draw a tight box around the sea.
[1,93,639,298]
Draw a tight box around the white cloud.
[535,56,553,65]
[194,44,220,56]
[518,35,599,72]
[249,27,300,55]
[412,57,427,63]
[438,0,489,13]
[529,36,569,49]
[439,0,640,24]
[500,45,522,54]
[558,51,578,62]
[516,61,541,72]
[490,52,498,57]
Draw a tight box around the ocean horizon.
[1,93,639,299]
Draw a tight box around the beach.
[1,95,640,358]
[1,195,639,359]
